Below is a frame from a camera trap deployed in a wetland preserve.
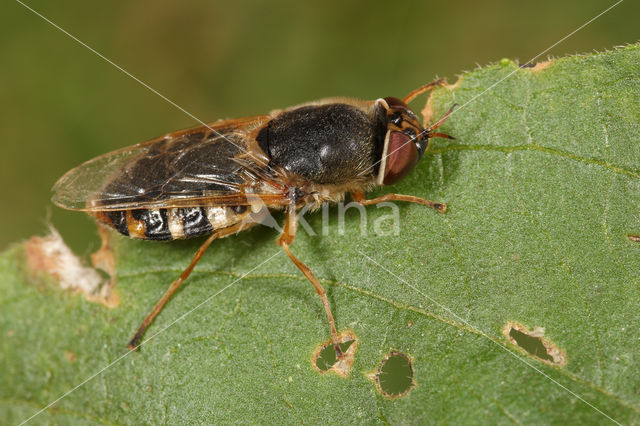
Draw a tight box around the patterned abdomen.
[94,206,249,240]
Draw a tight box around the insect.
[52,79,455,357]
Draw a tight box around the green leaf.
[2,44,640,424]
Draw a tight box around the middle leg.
[277,205,343,358]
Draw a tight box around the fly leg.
[351,191,447,213]
[127,223,244,350]
[277,205,343,358]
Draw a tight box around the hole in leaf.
[374,352,414,398]
[315,340,355,372]
[628,234,640,243]
[312,331,358,377]
[502,322,566,366]
[509,328,554,362]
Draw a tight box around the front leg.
[351,191,446,213]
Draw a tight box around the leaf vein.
[508,173,607,388]
[430,144,640,179]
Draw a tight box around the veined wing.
[51,116,285,211]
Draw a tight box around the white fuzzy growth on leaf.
[26,228,103,296]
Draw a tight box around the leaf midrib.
[114,266,640,413]
[429,144,640,179]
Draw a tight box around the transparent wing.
[52,117,279,211]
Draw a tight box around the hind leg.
[127,223,244,350]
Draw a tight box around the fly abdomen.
[168,207,212,239]
[130,209,172,240]
[95,206,250,240]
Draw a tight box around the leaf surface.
[2,45,640,424]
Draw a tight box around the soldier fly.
[52,79,455,358]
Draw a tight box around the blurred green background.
[1,0,638,253]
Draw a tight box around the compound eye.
[382,131,419,185]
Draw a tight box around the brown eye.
[382,131,418,185]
